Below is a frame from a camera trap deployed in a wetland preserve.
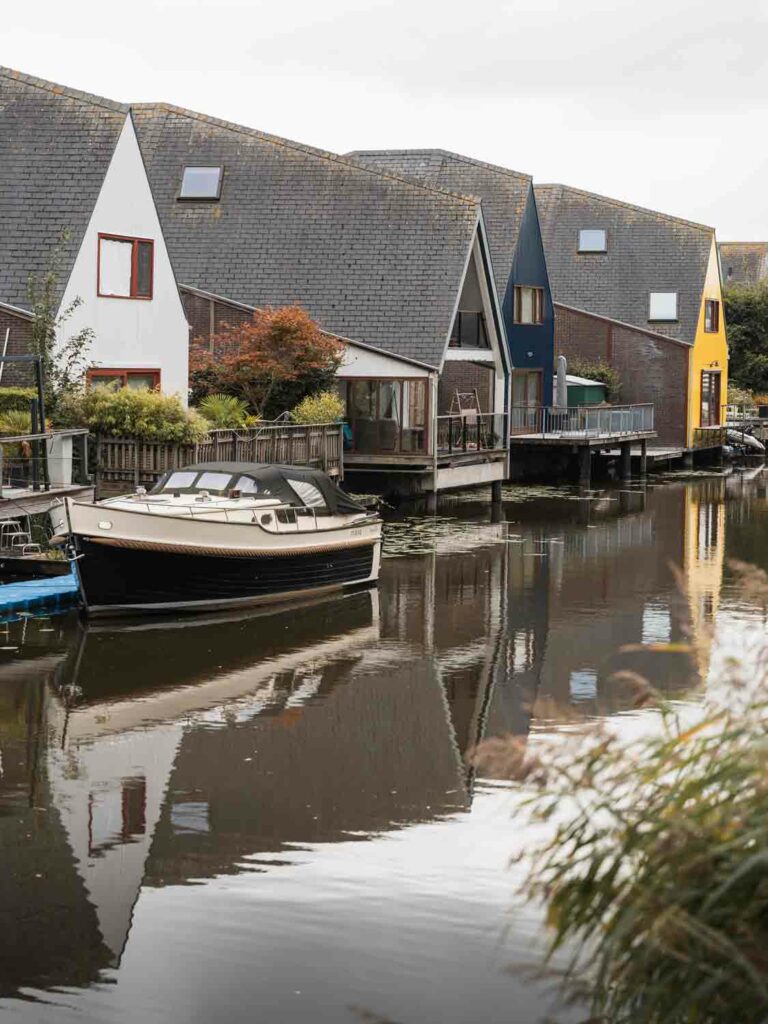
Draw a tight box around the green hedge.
[0,388,37,414]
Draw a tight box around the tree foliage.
[189,306,342,419]
[564,356,622,401]
[197,393,250,429]
[27,230,94,417]
[724,283,768,392]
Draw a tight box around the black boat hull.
[74,537,378,616]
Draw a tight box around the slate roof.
[347,149,532,301]
[535,184,715,345]
[719,242,768,287]
[0,67,127,310]
[131,108,483,369]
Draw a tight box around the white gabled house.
[0,68,189,401]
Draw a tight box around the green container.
[566,377,607,407]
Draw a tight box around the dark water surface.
[1,470,767,1023]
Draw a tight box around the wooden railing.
[94,422,343,490]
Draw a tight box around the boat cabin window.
[289,480,326,507]
[163,471,198,490]
[196,472,234,493]
[234,475,260,494]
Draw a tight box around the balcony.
[509,404,655,442]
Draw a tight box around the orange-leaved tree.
[190,305,343,419]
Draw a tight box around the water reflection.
[0,472,765,1020]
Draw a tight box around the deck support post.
[620,442,631,481]
[491,479,502,504]
[683,450,694,470]
[425,490,437,514]
[639,439,648,478]
[578,446,591,490]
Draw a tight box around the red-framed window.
[87,368,161,391]
[97,234,154,299]
[513,286,544,325]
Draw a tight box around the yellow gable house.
[688,237,729,448]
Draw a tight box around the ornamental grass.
[472,562,768,1024]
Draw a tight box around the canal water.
[1,470,766,1023]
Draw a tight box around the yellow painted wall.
[683,480,725,683]
[687,238,729,446]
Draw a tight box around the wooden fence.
[94,423,343,491]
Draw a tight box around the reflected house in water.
[0,477,740,998]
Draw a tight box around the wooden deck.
[0,484,95,515]
[509,430,656,448]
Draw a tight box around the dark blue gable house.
[348,149,555,412]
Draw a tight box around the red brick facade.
[180,288,257,363]
[0,307,34,386]
[554,304,689,446]
[437,360,494,415]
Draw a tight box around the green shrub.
[197,393,249,429]
[289,390,344,424]
[565,357,622,400]
[728,384,755,407]
[0,388,37,414]
[57,387,209,443]
[0,409,32,436]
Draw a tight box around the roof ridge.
[349,148,532,184]
[534,182,714,234]
[0,66,128,114]
[720,241,768,246]
[131,103,481,208]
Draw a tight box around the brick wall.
[0,309,34,386]
[181,288,257,363]
[554,305,688,446]
[438,360,494,415]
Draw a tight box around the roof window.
[179,166,223,200]
[578,229,607,253]
[649,291,678,322]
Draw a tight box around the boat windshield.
[157,471,260,496]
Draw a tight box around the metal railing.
[435,413,507,454]
[95,422,344,491]
[103,498,369,531]
[0,428,90,496]
[509,404,654,439]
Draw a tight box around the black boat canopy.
[151,462,367,515]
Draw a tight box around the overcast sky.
[5,0,766,239]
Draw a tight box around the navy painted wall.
[502,187,555,404]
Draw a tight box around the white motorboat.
[52,462,382,616]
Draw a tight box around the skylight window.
[578,229,607,253]
[649,291,678,322]
[179,166,223,200]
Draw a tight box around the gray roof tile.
[535,183,714,345]
[719,242,768,287]
[132,109,482,368]
[347,149,531,300]
[0,67,127,309]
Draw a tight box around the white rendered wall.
[58,114,189,402]
[338,342,431,378]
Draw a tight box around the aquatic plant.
[472,561,768,1024]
